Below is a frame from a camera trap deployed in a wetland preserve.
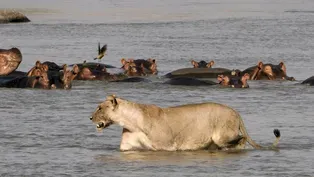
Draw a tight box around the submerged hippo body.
[0,48,23,76]
[165,68,232,79]
[164,77,217,86]
[70,62,116,69]
[301,76,314,86]
[0,74,50,89]
[6,71,27,77]
[110,77,152,83]
[42,61,63,71]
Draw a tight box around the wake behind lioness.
[90,95,280,151]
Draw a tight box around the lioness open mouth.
[96,122,112,130]
[96,122,104,128]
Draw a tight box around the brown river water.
[1,0,314,176]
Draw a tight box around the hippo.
[74,64,125,81]
[70,61,125,81]
[165,67,232,79]
[301,76,314,86]
[121,58,158,75]
[49,64,79,89]
[217,73,250,88]
[163,77,217,86]
[241,61,295,81]
[0,68,50,89]
[69,62,116,69]
[0,47,22,76]
[124,63,147,77]
[191,60,215,68]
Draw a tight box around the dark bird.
[94,43,107,60]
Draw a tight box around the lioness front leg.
[120,128,156,151]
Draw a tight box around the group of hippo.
[1,47,314,89]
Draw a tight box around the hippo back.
[165,68,232,78]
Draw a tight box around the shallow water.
[1,0,314,176]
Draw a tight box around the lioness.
[90,95,280,151]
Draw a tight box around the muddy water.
[1,0,314,176]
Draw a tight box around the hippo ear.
[257,61,263,69]
[207,60,215,68]
[121,58,127,65]
[62,64,67,72]
[73,64,80,73]
[279,61,286,73]
[35,60,41,68]
[243,73,250,80]
[42,64,49,72]
[191,60,198,68]
[148,58,156,63]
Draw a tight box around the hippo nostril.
[90,117,93,120]
[96,122,104,128]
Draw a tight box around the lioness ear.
[111,98,118,106]
[106,95,118,106]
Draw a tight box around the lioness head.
[90,95,117,131]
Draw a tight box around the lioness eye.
[98,107,102,111]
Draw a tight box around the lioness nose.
[90,116,93,120]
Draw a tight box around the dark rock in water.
[165,68,232,78]
[164,77,217,86]
[0,10,30,23]
[111,77,152,83]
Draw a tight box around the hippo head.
[217,73,250,88]
[90,95,116,131]
[251,61,295,81]
[27,61,50,77]
[191,60,215,68]
[78,67,96,80]
[126,63,147,76]
[121,58,132,70]
[95,63,107,73]
[60,64,77,89]
[0,47,23,75]
[146,58,158,74]
[26,63,50,89]
[36,69,50,89]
